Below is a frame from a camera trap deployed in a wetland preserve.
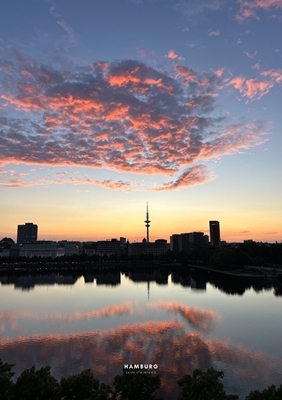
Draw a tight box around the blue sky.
[0,0,281,242]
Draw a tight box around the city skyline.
[5,215,277,245]
[1,0,282,243]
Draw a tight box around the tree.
[177,368,238,400]
[208,248,244,271]
[0,359,15,400]
[0,237,15,247]
[14,365,60,400]
[60,369,111,400]
[112,371,163,400]
[245,384,282,400]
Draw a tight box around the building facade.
[17,223,38,244]
[19,242,58,258]
[209,221,220,247]
[130,240,168,256]
[170,232,207,253]
[96,239,124,256]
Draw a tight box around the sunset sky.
[1,0,281,243]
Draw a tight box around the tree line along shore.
[1,241,281,271]
[1,359,282,400]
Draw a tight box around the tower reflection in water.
[1,300,282,399]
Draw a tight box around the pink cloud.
[0,61,14,73]
[148,302,220,332]
[136,47,155,59]
[228,75,245,92]
[228,70,280,100]
[243,50,257,59]
[0,55,269,190]
[165,50,184,60]
[208,30,220,36]
[244,79,274,100]
[236,0,282,21]
[214,68,224,77]
[174,64,197,83]
[0,173,135,191]
[199,122,268,159]
[1,315,280,399]
[260,68,282,83]
[56,20,77,44]
[94,179,133,191]
[0,179,34,188]
[154,166,215,191]
[252,63,261,69]
[0,303,133,326]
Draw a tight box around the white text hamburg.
[123,364,158,370]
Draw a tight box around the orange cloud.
[166,50,184,60]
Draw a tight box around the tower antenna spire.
[144,202,150,242]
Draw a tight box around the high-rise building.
[170,234,181,252]
[17,223,38,244]
[209,221,220,247]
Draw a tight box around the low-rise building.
[96,239,123,256]
[129,239,168,256]
[59,241,81,256]
[19,241,59,258]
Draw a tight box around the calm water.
[1,269,282,399]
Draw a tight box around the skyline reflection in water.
[1,270,282,399]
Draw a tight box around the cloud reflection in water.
[0,302,281,398]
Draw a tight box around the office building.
[170,234,181,252]
[170,232,207,253]
[129,240,168,256]
[17,223,38,244]
[209,221,220,247]
[188,232,207,252]
[96,239,123,256]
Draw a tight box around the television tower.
[144,203,151,242]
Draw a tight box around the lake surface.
[1,268,282,399]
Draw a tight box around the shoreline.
[0,261,281,282]
[188,263,282,280]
